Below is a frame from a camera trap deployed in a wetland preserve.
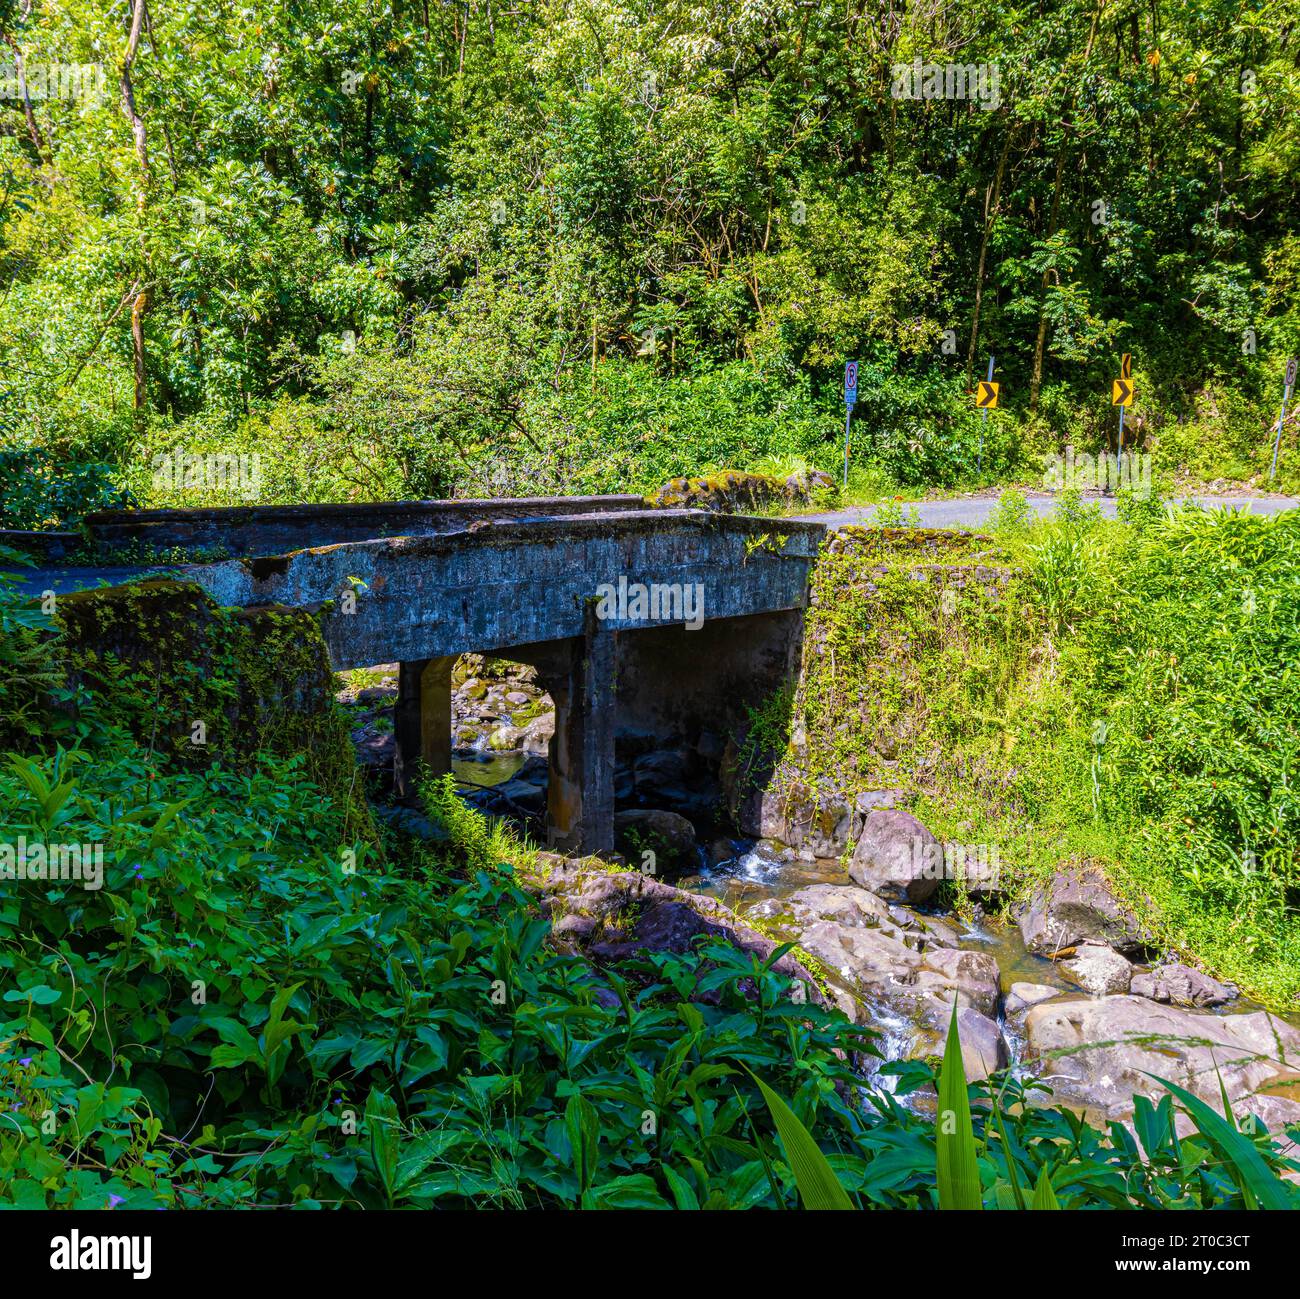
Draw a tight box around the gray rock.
[520,712,555,756]
[1062,943,1133,996]
[854,788,907,815]
[735,786,790,841]
[745,883,897,937]
[913,946,1000,1016]
[849,809,942,904]
[505,690,531,705]
[1005,982,1062,1021]
[1130,963,1236,1008]
[613,808,697,866]
[737,782,851,857]
[1017,863,1148,956]
[1023,995,1300,1125]
[910,1005,1008,1082]
[487,725,525,751]
[495,779,546,816]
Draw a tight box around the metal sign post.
[1118,354,1131,487]
[979,356,994,477]
[1270,357,1298,481]
[843,361,858,488]
[1110,366,1135,494]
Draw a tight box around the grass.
[743,489,1300,1010]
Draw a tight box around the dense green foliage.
[4,0,1300,520]
[757,497,1300,1006]
[3,567,1297,1209]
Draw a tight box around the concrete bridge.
[21,497,825,854]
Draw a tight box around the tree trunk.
[120,0,151,180]
[2,33,50,165]
[967,127,1014,383]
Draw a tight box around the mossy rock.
[646,468,833,514]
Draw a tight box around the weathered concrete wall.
[83,495,646,557]
[184,511,824,671]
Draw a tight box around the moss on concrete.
[56,580,374,843]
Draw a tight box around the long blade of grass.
[936,999,982,1210]
[988,1088,1027,1210]
[1144,1073,1291,1211]
[747,1070,853,1210]
[1031,1166,1060,1210]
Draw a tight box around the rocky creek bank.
[342,658,1300,1133]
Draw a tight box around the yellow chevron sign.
[975,381,999,409]
[1112,379,1134,407]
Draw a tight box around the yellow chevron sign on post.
[1112,378,1134,406]
[975,381,999,409]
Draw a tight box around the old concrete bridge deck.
[18,496,827,854]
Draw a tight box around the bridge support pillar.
[543,612,616,856]
[394,655,455,802]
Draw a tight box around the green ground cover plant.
[3,569,1296,1209]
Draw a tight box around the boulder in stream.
[1023,995,1300,1126]
[1130,963,1237,1008]
[848,809,943,905]
[1017,862,1149,957]
[1061,943,1133,996]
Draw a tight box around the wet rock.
[1061,943,1133,996]
[521,712,555,756]
[915,914,962,948]
[1005,982,1062,1022]
[913,947,1000,1017]
[708,837,740,866]
[1023,995,1300,1124]
[746,883,897,936]
[848,809,942,905]
[495,779,546,817]
[487,725,525,751]
[797,921,921,992]
[355,685,397,704]
[911,1005,1007,1082]
[1017,863,1149,957]
[613,808,697,866]
[505,690,531,706]
[1131,963,1236,1008]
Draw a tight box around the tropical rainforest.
[2,0,1300,1227]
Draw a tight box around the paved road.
[801,493,1300,530]
[10,493,1298,597]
